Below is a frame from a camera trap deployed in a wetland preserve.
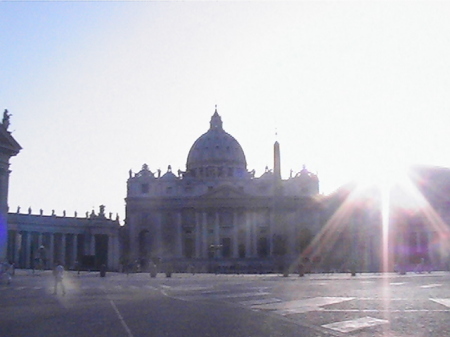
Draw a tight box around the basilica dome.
[186,108,247,178]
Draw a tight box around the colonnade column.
[49,234,54,267]
[25,232,31,268]
[72,234,77,269]
[7,230,17,265]
[38,233,43,249]
[61,234,67,265]
[107,235,115,270]
[89,234,95,256]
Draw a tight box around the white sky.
[1,1,450,222]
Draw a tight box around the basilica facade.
[125,108,450,274]
[125,108,321,272]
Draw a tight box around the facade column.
[399,230,408,272]
[269,209,274,257]
[415,231,420,255]
[129,214,139,260]
[195,212,201,258]
[214,212,221,258]
[245,213,251,258]
[176,211,183,258]
[202,212,208,258]
[156,212,162,257]
[232,212,239,258]
[252,212,258,257]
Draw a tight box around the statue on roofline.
[2,109,10,130]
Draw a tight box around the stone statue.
[16,206,20,213]
[63,210,66,217]
[99,205,105,216]
[51,209,55,216]
[28,207,31,215]
[40,209,43,216]
[2,109,10,130]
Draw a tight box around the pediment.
[201,184,248,199]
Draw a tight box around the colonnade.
[7,230,119,270]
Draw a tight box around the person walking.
[53,262,66,295]
[1,261,12,284]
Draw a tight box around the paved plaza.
[1,270,450,336]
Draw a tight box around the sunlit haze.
[2,1,450,222]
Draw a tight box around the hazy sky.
[2,1,450,222]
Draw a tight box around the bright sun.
[353,155,412,191]
[352,156,427,212]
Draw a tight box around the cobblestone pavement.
[2,270,450,336]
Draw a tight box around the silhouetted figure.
[53,262,66,295]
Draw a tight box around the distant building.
[319,166,450,273]
[124,108,320,272]
[1,110,121,271]
[7,206,121,271]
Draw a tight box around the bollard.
[149,264,157,278]
[298,264,304,277]
[100,264,106,277]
